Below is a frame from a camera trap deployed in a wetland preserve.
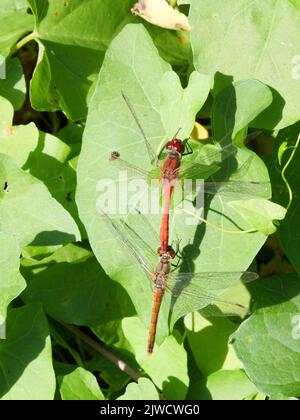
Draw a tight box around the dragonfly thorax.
[152,254,171,289]
[167,149,182,160]
[153,273,168,289]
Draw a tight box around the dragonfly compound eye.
[166,139,185,154]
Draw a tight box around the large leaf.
[23,257,134,327]
[0,1,33,57]
[0,233,25,319]
[27,0,190,120]
[189,0,300,129]
[122,316,189,400]
[58,367,105,400]
[0,97,39,167]
[228,198,286,235]
[232,274,300,398]
[187,369,258,400]
[77,24,272,347]
[27,0,134,119]
[23,131,84,234]
[0,304,56,400]
[118,378,159,400]
[0,58,26,109]
[0,153,80,246]
[160,70,211,136]
[184,312,244,377]
[211,80,273,144]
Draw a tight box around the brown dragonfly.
[100,210,258,354]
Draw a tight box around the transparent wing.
[121,91,158,166]
[203,181,271,198]
[179,131,262,180]
[109,154,153,180]
[129,208,160,244]
[166,271,258,318]
[99,210,155,279]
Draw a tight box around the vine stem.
[182,209,257,234]
[53,318,140,382]
[281,133,300,212]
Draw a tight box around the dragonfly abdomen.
[148,287,165,355]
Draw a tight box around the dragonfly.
[111,92,269,255]
[100,210,258,355]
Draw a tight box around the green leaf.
[0,233,25,319]
[184,312,244,377]
[145,24,191,67]
[21,243,92,272]
[0,97,39,167]
[189,0,300,129]
[211,80,272,145]
[122,316,189,400]
[0,153,80,246]
[118,378,159,400]
[28,0,135,120]
[228,198,287,235]
[232,274,300,398]
[0,58,26,109]
[160,70,211,138]
[56,123,84,159]
[0,1,34,57]
[86,353,132,393]
[23,131,84,233]
[23,257,134,327]
[50,326,83,367]
[0,303,56,400]
[77,24,271,346]
[27,0,191,119]
[188,369,258,400]
[58,367,105,400]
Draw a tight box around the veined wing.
[179,131,262,180]
[99,210,155,279]
[121,91,158,166]
[203,181,271,199]
[109,153,152,180]
[166,271,258,318]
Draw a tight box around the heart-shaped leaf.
[232,274,300,398]
[0,303,56,400]
[189,0,300,129]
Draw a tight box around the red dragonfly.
[100,210,258,355]
[111,93,267,255]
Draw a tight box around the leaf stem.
[54,318,140,382]
[280,133,300,212]
[182,209,257,234]
[10,31,37,56]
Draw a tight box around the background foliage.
[0,0,299,400]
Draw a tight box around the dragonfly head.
[157,245,175,259]
[166,138,185,155]
[110,151,120,160]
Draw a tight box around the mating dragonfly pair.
[101,92,266,354]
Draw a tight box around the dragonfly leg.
[182,138,194,156]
